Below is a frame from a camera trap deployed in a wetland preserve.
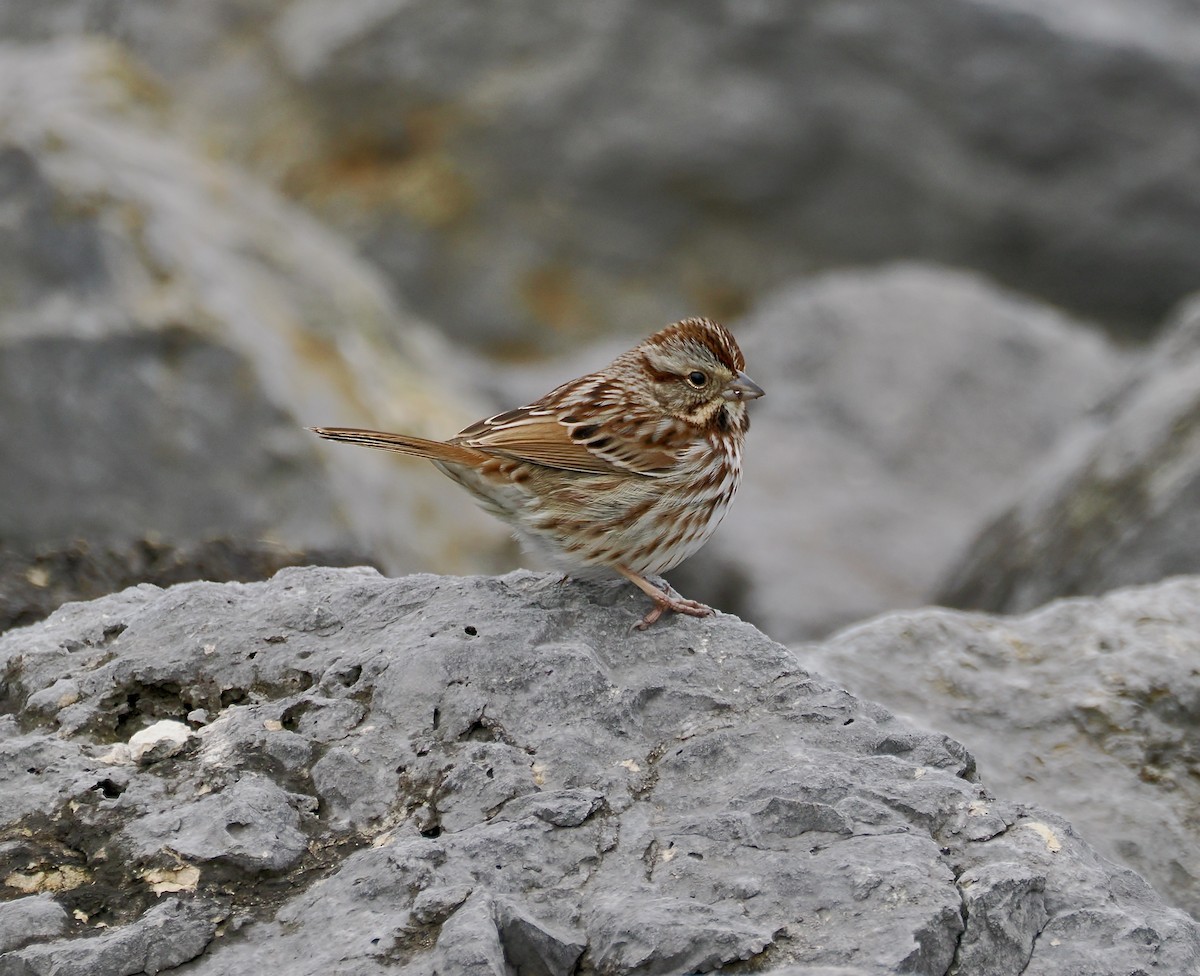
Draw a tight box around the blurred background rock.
[5,0,1200,623]
[8,0,1200,634]
[4,0,1200,922]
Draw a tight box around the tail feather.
[308,426,488,466]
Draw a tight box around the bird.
[309,317,763,629]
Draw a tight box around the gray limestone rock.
[1,567,1197,974]
[807,576,1200,922]
[0,895,68,954]
[0,897,218,976]
[955,862,1047,975]
[941,292,1200,615]
[123,774,309,873]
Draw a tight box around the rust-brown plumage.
[310,317,763,628]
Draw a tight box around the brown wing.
[453,405,677,476]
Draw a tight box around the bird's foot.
[615,567,715,630]
[636,592,714,630]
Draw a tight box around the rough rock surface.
[806,576,1200,922]
[0,40,508,580]
[4,1,1199,344]
[668,265,1125,641]
[941,292,1200,614]
[2,567,1198,974]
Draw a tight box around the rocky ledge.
[1,568,1198,975]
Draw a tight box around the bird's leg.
[615,566,715,630]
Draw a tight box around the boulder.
[807,576,1200,921]
[669,265,1127,640]
[0,40,510,597]
[1,567,1197,973]
[940,293,1200,614]
[4,1,1200,342]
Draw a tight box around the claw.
[616,566,715,630]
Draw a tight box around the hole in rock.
[110,681,190,737]
[462,718,498,742]
[114,692,142,734]
[432,708,441,730]
[226,821,250,837]
[95,779,125,799]
[420,824,442,839]
[463,626,477,637]
[281,701,308,731]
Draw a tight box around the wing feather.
[453,405,678,476]
[462,416,618,473]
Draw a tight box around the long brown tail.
[308,426,488,466]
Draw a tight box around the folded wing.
[454,406,678,476]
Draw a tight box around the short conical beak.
[723,370,765,401]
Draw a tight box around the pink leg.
[615,566,714,630]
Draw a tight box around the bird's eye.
[687,371,707,388]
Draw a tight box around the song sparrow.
[310,317,763,629]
